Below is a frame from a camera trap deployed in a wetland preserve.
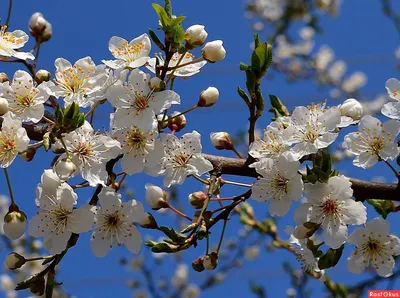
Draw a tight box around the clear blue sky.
[1,0,400,297]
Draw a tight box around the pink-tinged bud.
[201,40,226,63]
[0,98,9,116]
[3,209,27,240]
[188,191,207,209]
[157,113,169,129]
[5,252,26,270]
[185,25,208,48]
[192,257,205,272]
[168,111,186,132]
[210,132,233,150]
[35,69,51,83]
[145,183,168,210]
[54,158,76,181]
[198,87,219,107]
[203,252,218,270]
[0,73,9,83]
[340,98,363,120]
[29,13,47,37]
[140,212,158,229]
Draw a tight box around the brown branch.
[202,154,400,202]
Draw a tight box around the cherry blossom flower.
[28,182,95,254]
[294,175,367,249]
[102,34,151,70]
[250,155,303,216]
[107,69,180,130]
[347,218,400,277]
[156,131,213,187]
[90,187,145,257]
[50,57,107,108]
[282,105,341,160]
[337,98,363,128]
[0,70,52,122]
[382,78,400,120]
[58,122,121,186]
[147,52,207,77]
[113,125,157,175]
[0,113,29,168]
[0,26,34,60]
[342,115,400,169]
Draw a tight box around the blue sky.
[1,0,400,297]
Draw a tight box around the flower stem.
[191,174,210,185]
[5,0,12,27]
[164,105,198,123]
[216,218,228,253]
[26,255,54,262]
[118,173,127,188]
[167,203,192,221]
[168,57,204,71]
[165,50,187,85]
[383,159,400,178]
[3,168,16,206]
[60,137,71,159]
[231,146,243,159]
[221,179,252,188]
[42,116,55,125]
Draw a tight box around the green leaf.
[249,281,265,298]
[253,34,261,49]
[148,29,165,50]
[159,226,186,243]
[255,88,264,118]
[76,114,85,128]
[152,3,170,28]
[54,105,64,125]
[269,95,289,116]
[64,102,79,120]
[318,244,344,270]
[245,69,256,94]
[181,222,198,233]
[237,87,250,105]
[239,62,249,71]
[367,199,395,219]
[321,150,332,175]
[170,24,185,44]
[164,0,172,18]
[169,15,185,27]
[151,242,179,253]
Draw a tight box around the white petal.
[124,225,142,254]
[366,217,390,235]
[269,197,292,217]
[347,251,366,274]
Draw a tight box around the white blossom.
[0,113,29,168]
[50,57,107,108]
[338,98,363,128]
[347,218,400,277]
[201,40,226,62]
[0,26,34,60]
[147,52,207,78]
[58,122,121,186]
[102,34,151,69]
[282,105,341,160]
[250,155,303,216]
[107,69,180,130]
[156,131,213,187]
[0,70,52,122]
[382,78,400,120]
[342,115,400,169]
[28,182,95,254]
[294,175,367,249]
[90,187,145,257]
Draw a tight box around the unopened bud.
[5,252,26,270]
[340,98,363,120]
[188,191,207,209]
[198,87,219,107]
[145,183,168,210]
[20,147,37,162]
[210,132,233,150]
[140,212,158,229]
[149,77,165,90]
[29,13,47,37]
[35,69,51,83]
[0,73,9,83]
[29,275,45,296]
[201,40,226,63]
[3,207,27,240]
[54,158,76,181]
[185,25,208,49]
[203,252,218,270]
[0,97,9,116]
[192,257,205,272]
[157,114,169,129]
[168,111,186,132]
[41,22,52,42]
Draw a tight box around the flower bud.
[188,191,207,209]
[5,252,26,270]
[145,183,168,210]
[41,22,53,42]
[185,25,208,48]
[192,257,205,272]
[0,73,9,83]
[54,158,76,181]
[149,77,165,90]
[29,275,45,296]
[20,147,37,162]
[29,13,47,37]
[198,87,219,107]
[35,69,51,83]
[340,98,363,120]
[3,209,27,240]
[168,111,186,132]
[0,97,9,116]
[157,114,169,129]
[210,132,233,150]
[139,212,158,229]
[201,40,226,63]
[203,252,218,270]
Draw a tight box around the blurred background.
[1,0,400,297]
